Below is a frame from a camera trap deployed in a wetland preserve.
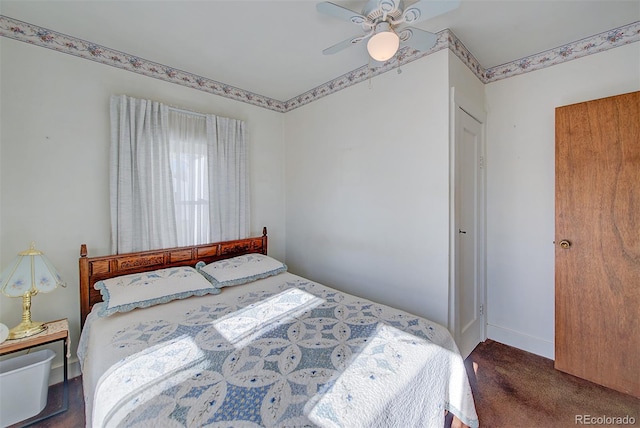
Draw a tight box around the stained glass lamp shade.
[0,243,66,339]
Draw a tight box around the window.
[110,95,249,253]
[169,110,210,246]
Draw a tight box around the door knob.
[559,240,571,249]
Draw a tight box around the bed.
[77,228,478,428]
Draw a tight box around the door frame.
[449,87,487,355]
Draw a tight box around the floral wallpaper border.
[0,16,288,112]
[284,28,454,110]
[484,21,640,82]
[1,15,638,113]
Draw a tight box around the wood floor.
[11,339,640,427]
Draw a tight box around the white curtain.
[110,95,178,253]
[110,95,250,252]
[207,115,249,242]
[168,111,249,244]
[169,111,210,246]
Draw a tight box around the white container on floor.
[0,349,55,427]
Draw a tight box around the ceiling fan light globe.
[367,30,400,61]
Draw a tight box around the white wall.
[448,51,486,107]
[0,38,286,380]
[485,43,640,358]
[284,50,453,326]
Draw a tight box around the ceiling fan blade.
[316,2,367,25]
[322,34,369,55]
[398,27,438,52]
[401,0,460,24]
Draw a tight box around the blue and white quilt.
[79,273,478,428]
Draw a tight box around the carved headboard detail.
[79,227,268,327]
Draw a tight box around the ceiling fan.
[317,0,460,62]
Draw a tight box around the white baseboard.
[487,324,554,359]
[49,358,81,385]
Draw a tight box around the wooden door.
[555,91,639,398]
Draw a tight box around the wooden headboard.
[79,227,268,327]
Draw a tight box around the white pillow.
[94,266,219,317]
[196,254,287,288]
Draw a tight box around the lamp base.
[8,320,46,339]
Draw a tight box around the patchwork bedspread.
[79,273,478,428]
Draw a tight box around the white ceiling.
[2,0,639,101]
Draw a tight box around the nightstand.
[0,318,69,426]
